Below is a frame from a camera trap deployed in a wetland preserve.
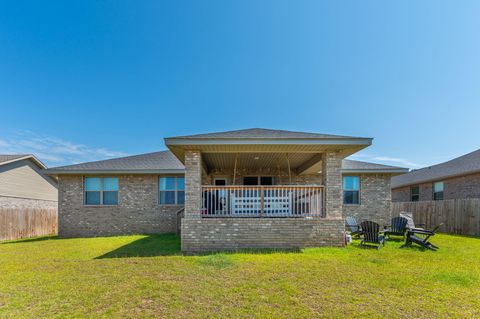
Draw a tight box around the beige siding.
[0,159,58,201]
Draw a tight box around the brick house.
[0,154,57,209]
[392,149,480,202]
[44,128,407,252]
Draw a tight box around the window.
[433,181,444,200]
[214,178,227,186]
[410,186,420,202]
[85,177,118,205]
[343,176,360,204]
[243,176,274,185]
[159,176,185,204]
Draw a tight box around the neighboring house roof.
[0,154,47,169]
[391,148,480,189]
[342,159,408,174]
[167,128,369,140]
[44,150,406,175]
[43,151,185,175]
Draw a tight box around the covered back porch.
[165,128,371,252]
[200,152,325,217]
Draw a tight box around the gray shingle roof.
[391,149,480,188]
[0,154,46,169]
[342,159,408,174]
[167,128,369,140]
[44,151,184,174]
[45,150,406,175]
[0,154,31,164]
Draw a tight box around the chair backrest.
[399,212,415,228]
[360,221,380,243]
[346,216,360,232]
[390,217,408,233]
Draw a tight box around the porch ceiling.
[167,144,368,166]
[202,152,320,172]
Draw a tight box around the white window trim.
[410,186,420,202]
[343,175,360,205]
[159,176,185,205]
[433,181,444,200]
[84,176,119,206]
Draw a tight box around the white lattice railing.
[201,185,324,218]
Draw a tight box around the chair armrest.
[408,229,434,235]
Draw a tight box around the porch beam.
[286,153,292,184]
[202,160,209,175]
[232,153,238,185]
[295,153,323,175]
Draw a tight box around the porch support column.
[322,152,343,219]
[184,150,202,219]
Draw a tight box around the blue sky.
[1,1,479,168]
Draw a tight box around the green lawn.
[1,234,479,318]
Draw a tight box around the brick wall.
[0,195,57,209]
[342,174,392,225]
[392,172,480,202]
[181,218,345,252]
[58,175,182,237]
[184,150,202,219]
[323,152,343,218]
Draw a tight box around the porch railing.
[201,185,324,218]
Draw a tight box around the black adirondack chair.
[346,216,362,238]
[404,224,443,251]
[384,217,408,238]
[359,221,385,249]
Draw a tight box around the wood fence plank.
[392,199,480,236]
[0,207,57,241]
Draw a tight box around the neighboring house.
[392,149,480,202]
[44,128,407,252]
[0,154,58,209]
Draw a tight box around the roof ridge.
[166,127,371,140]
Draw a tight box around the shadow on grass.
[1,235,58,244]
[352,243,383,250]
[96,234,181,258]
[384,236,405,242]
[96,233,304,258]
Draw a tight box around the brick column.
[322,152,343,219]
[184,150,202,219]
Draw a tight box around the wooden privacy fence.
[0,208,57,241]
[392,199,480,236]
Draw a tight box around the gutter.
[342,169,409,174]
[165,138,373,146]
[43,169,186,176]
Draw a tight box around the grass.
[0,234,479,318]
